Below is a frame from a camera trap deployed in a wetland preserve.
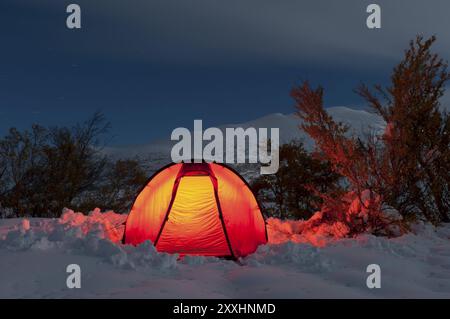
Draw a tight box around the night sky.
[1,0,449,145]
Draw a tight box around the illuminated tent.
[123,162,267,258]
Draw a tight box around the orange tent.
[123,162,267,258]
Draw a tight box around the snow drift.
[1,209,450,298]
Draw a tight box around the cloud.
[9,0,450,71]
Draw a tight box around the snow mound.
[0,209,178,271]
[267,217,350,247]
[246,241,334,272]
[1,209,450,298]
[0,207,362,273]
[267,190,405,248]
[0,204,405,260]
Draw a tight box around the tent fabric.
[124,163,182,245]
[156,176,230,256]
[211,165,266,257]
[123,162,267,258]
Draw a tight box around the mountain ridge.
[104,106,385,162]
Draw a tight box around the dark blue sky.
[1,0,449,145]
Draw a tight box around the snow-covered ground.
[1,209,450,298]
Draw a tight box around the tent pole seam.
[153,177,181,247]
[210,174,237,260]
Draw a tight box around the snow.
[100,106,386,181]
[1,209,450,298]
[104,106,386,163]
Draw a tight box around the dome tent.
[123,162,267,259]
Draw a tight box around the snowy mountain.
[104,106,385,170]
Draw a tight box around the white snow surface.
[1,209,450,298]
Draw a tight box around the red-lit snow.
[1,209,450,298]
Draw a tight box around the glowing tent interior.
[123,162,267,258]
